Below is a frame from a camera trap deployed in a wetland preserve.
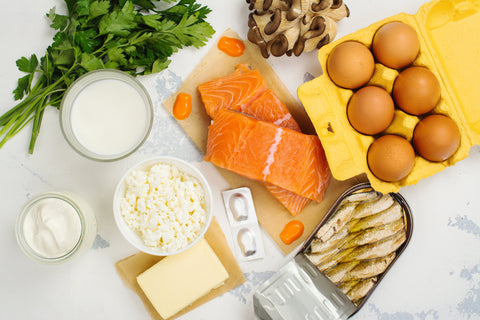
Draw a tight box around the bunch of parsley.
[0,0,214,154]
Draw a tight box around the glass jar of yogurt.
[16,192,97,264]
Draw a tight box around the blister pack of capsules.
[222,187,265,261]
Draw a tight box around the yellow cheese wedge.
[137,238,229,319]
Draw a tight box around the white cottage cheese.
[120,163,207,252]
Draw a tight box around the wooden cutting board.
[163,29,364,254]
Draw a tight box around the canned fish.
[254,182,413,319]
[222,187,266,261]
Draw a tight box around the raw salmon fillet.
[198,64,314,215]
[198,64,266,119]
[242,89,308,215]
[243,89,301,132]
[264,183,313,216]
[204,109,331,202]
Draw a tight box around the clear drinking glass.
[59,69,154,162]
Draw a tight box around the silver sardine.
[352,193,395,219]
[350,201,403,233]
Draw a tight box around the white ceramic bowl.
[113,156,213,256]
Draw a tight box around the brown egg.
[372,21,420,69]
[393,66,441,115]
[347,86,395,135]
[327,41,375,89]
[367,135,415,182]
[413,114,460,162]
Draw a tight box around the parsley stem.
[1,0,214,153]
[28,97,47,154]
[0,74,67,150]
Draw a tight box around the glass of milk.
[60,69,154,161]
[15,192,97,264]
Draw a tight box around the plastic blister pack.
[222,187,266,261]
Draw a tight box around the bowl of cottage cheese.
[113,156,213,256]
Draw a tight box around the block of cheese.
[137,238,229,319]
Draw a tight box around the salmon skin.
[198,63,267,119]
[204,109,331,202]
[198,64,317,216]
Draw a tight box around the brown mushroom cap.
[293,15,326,56]
[331,0,343,9]
[311,0,329,12]
[269,34,290,56]
[247,13,270,58]
[247,0,292,12]
[264,8,283,35]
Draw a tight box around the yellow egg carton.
[298,0,480,193]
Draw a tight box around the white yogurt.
[70,78,149,156]
[22,197,82,258]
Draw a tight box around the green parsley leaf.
[76,0,91,16]
[131,0,155,10]
[51,48,75,66]
[52,32,73,51]
[75,29,102,53]
[99,2,137,36]
[49,12,69,30]
[151,58,171,74]
[13,75,30,100]
[16,54,38,73]
[90,0,110,19]
[80,52,105,71]
[107,47,127,65]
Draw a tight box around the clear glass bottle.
[16,192,97,264]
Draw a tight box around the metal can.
[254,182,413,319]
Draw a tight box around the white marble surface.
[1,0,479,319]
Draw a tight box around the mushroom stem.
[321,1,350,20]
[286,0,309,21]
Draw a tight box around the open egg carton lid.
[298,0,480,193]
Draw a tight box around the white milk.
[71,79,148,156]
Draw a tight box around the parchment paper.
[115,217,246,320]
[163,29,365,254]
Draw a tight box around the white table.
[1,0,479,319]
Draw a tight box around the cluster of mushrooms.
[247,0,349,57]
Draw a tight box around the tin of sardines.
[253,182,413,320]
